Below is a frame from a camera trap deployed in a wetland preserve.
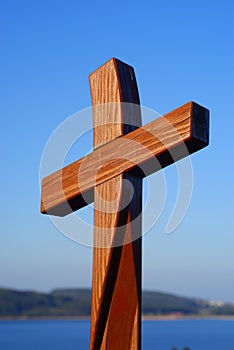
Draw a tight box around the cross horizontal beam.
[41,101,209,216]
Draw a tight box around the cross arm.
[41,101,209,216]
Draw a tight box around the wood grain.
[89,58,142,349]
[41,101,209,216]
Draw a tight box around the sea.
[0,319,234,350]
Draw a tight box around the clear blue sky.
[1,0,234,302]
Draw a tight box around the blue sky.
[1,0,234,302]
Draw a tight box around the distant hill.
[0,288,234,318]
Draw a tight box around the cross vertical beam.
[89,59,142,349]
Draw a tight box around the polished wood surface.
[89,58,142,349]
[41,100,209,216]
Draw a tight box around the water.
[0,319,234,350]
[143,319,234,350]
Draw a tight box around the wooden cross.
[41,58,209,349]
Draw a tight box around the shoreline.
[1,314,234,321]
